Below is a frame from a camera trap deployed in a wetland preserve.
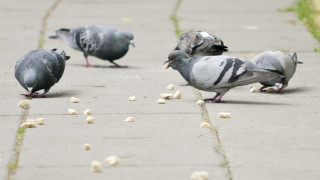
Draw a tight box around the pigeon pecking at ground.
[251,51,302,92]
[175,31,228,56]
[163,50,283,103]
[49,25,134,67]
[15,49,70,98]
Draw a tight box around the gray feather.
[175,31,228,56]
[14,49,69,94]
[251,51,302,88]
[49,25,134,65]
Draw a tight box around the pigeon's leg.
[214,94,226,103]
[36,89,50,98]
[110,61,128,68]
[84,54,96,67]
[21,91,39,97]
[204,93,220,103]
[180,82,190,86]
[258,86,267,92]
[273,83,288,93]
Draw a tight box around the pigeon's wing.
[252,52,284,74]
[177,32,197,54]
[190,56,280,89]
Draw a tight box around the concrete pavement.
[0,0,319,179]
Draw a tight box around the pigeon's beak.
[163,60,170,69]
[130,40,135,48]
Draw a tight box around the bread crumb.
[173,90,181,99]
[20,122,29,128]
[83,109,91,115]
[167,84,174,90]
[160,93,173,99]
[86,117,94,124]
[124,117,135,122]
[105,156,119,166]
[21,122,37,128]
[196,100,205,105]
[68,109,78,115]
[70,97,80,103]
[128,96,136,101]
[36,118,45,125]
[83,144,91,150]
[249,87,258,93]
[218,112,231,118]
[200,122,211,128]
[191,171,209,180]
[26,119,37,123]
[91,160,101,172]
[18,100,30,109]
[266,88,276,93]
[157,98,166,104]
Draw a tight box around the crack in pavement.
[6,0,63,179]
[170,0,233,179]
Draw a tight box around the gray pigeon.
[251,51,302,92]
[49,25,134,67]
[15,49,70,97]
[175,31,228,56]
[163,50,283,103]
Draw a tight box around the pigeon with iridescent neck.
[163,50,283,103]
[14,49,70,97]
[49,25,134,67]
[251,51,302,92]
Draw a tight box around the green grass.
[292,0,320,51]
[170,0,183,38]
[7,161,18,171]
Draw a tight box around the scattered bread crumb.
[18,100,30,109]
[200,122,211,128]
[36,118,45,125]
[128,96,136,101]
[167,84,174,90]
[83,109,91,115]
[191,171,209,180]
[160,93,173,99]
[124,117,135,122]
[91,160,101,172]
[21,122,36,128]
[266,88,276,93]
[218,112,231,118]
[163,62,170,69]
[105,156,120,166]
[157,98,166,104]
[26,119,36,123]
[68,109,77,115]
[173,90,181,99]
[196,100,205,105]
[83,144,91,150]
[70,97,80,103]
[86,117,94,124]
[250,87,259,93]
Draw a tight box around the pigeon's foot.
[110,62,128,68]
[179,83,190,86]
[203,98,226,103]
[258,86,266,92]
[85,64,97,68]
[21,92,39,97]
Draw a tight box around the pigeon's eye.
[170,55,175,59]
[125,35,129,39]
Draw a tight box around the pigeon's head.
[119,31,135,48]
[24,69,37,90]
[163,50,191,70]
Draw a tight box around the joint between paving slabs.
[6,98,30,180]
[194,89,233,180]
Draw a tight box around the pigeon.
[251,51,302,92]
[175,31,228,56]
[49,25,134,67]
[15,49,70,97]
[163,50,283,103]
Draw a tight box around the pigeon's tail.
[48,28,71,39]
[210,44,228,52]
[291,52,303,64]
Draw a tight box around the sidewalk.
[1,0,320,179]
